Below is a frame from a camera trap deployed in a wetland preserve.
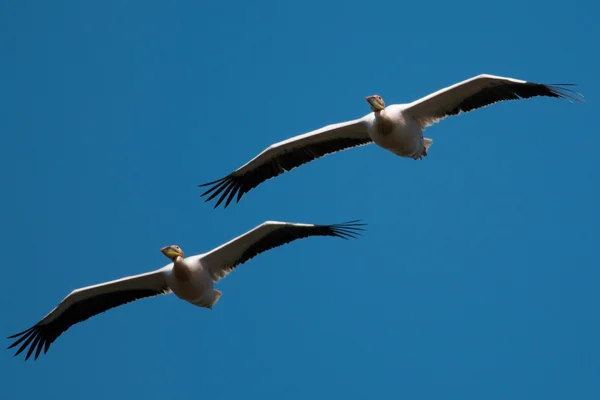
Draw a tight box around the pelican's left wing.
[8,269,171,361]
[201,220,366,282]
[405,74,583,129]
[199,117,372,208]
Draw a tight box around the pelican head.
[365,95,385,112]
[161,245,184,261]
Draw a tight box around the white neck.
[375,110,394,135]
[172,256,191,281]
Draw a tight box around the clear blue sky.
[1,0,598,399]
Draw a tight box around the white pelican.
[8,220,365,360]
[200,74,583,208]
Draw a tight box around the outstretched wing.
[406,74,583,129]
[7,269,170,360]
[199,118,372,208]
[200,220,366,282]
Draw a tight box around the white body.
[362,104,425,158]
[162,255,216,308]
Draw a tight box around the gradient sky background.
[1,1,599,399]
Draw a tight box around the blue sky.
[1,0,598,398]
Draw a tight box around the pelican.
[7,220,365,361]
[200,74,583,208]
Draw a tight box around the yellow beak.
[365,95,385,111]
[161,246,182,259]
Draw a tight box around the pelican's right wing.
[7,268,170,361]
[199,117,372,208]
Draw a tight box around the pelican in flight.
[7,220,365,361]
[200,74,583,208]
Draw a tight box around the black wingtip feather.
[545,83,585,104]
[7,326,35,339]
[7,323,56,361]
[198,176,229,188]
[326,220,367,240]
